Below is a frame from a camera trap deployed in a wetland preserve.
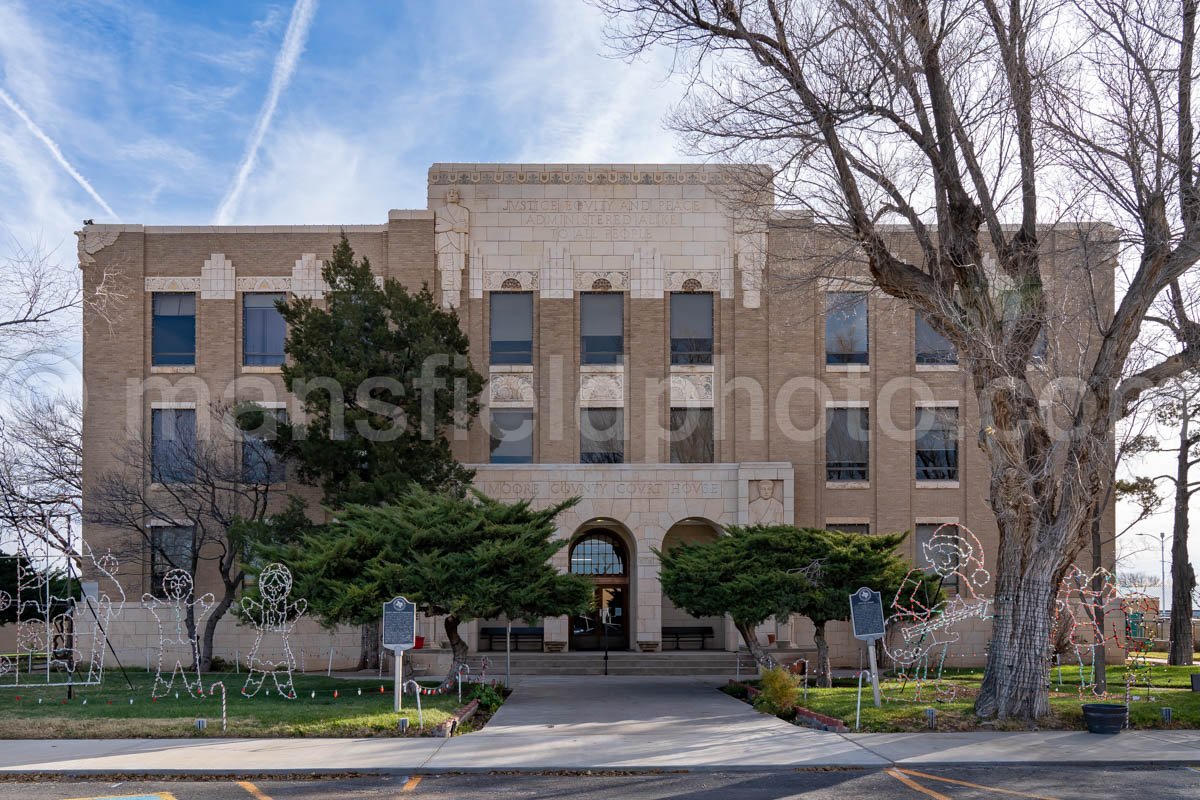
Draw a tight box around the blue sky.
[0,0,687,245]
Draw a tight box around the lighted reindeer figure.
[143,568,214,698]
[241,564,307,699]
[884,523,991,701]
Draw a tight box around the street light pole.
[1138,530,1168,615]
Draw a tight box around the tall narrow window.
[916,523,960,587]
[825,291,868,365]
[669,408,714,463]
[580,293,623,364]
[915,407,959,481]
[242,408,287,484]
[915,313,957,365]
[151,407,196,484]
[243,293,287,366]
[826,407,869,481]
[581,408,624,463]
[670,292,713,365]
[490,292,533,365]
[489,409,534,463]
[150,525,194,595]
[152,293,196,366]
[827,523,871,535]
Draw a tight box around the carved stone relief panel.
[669,371,714,406]
[489,372,535,408]
[747,479,785,525]
[236,276,292,292]
[144,277,201,292]
[737,228,767,309]
[435,191,469,308]
[579,370,625,407]
[483,270,540,292]
[76,229,119,266]
[665,270,721,293]
[574,270,630,292]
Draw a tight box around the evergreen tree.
[658,526,930,685]
[273,235,484,506]
[250,489,592,683]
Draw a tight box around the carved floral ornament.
[670,373,715,405]
[666,271,721,293]
[580,372,625,407]
[489,373,535,407]
[75,229,120,265]
[484,270,539,291]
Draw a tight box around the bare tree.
[87,405,283,670]
[596,0,1199,718]
[0,391,82,555]
[1117,569,1162,595]
[1122,375,1199,663]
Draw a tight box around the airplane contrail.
[213,0,318,225]
[0,86,118,220]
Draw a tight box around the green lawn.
[0,670,474,738]
[733,663,1200,733]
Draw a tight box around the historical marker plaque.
[849,587,885,642]
[382,596,417,652]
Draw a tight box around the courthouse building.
[79,163,1114,670]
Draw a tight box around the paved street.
[3,766,1199,799]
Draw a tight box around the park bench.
[661,625,714,650]
[479,626,544,651]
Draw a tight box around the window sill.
[491,364,534,373]
[825,364,869,373]
[670,363,715,373]
[916,480,960,489]
[150,365,195,374]
[241,365,284,374]
[915,364,959,372]
[826,481,870,489]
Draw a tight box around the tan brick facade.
[79,163,1115,669]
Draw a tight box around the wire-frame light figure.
[240,564,307,699]
[143,568,214,699]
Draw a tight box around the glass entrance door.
[571,584,628,651]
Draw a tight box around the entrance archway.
[569,528,630,651]
[661,518,727,649]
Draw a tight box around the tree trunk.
[357,621,381,671]
[199,582,238,673]
[1169,413,1195,665]
[443,614,470,685]
[812,621,832,688]
[975,566,1057,719]
[733,620,775,671]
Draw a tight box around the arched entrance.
[569,529,630,651]
[661,518,727,649]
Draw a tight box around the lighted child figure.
[1053,566,1119,697]
[241,564,307,699]
[884,523,991,701]
[143,568,214,699]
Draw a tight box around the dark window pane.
[151,408,195,483]
[828,523,871,535]
[580,408,623,463]
[243,293,287,366]
[670,293,713,365]
[581,293,623,364]
[826,407,869,481]
[916,523,960,586]
[915,407,958,481]
[915,313,957,365]
[669,408,714,463]
[242,408,286,484]
[150,525,194,595]
[490,293,533,365]
[825,292,868,365]
[570,531,626,576]
[489,409,534,463]
[152,293,196,366]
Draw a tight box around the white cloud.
[213,0,319,224]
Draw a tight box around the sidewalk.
[0,675,1196,774]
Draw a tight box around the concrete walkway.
[0,676,1197,774]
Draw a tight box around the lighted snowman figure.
[240,564,307,699]
[143,568,214,699]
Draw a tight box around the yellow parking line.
[896,768,1060,800]
[402,775,423,792]
[885,768,952,799]
[236,781,274,800]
